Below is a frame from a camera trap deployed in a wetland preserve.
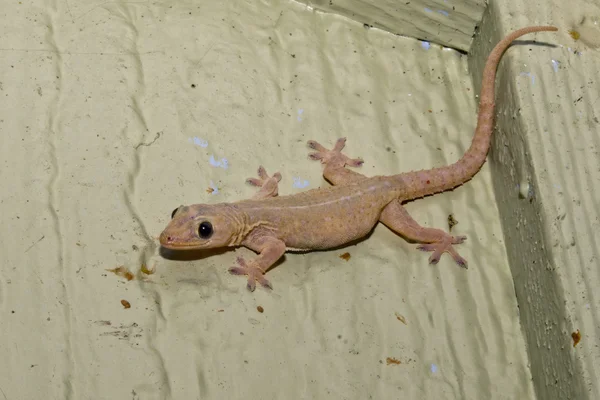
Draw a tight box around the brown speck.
[206,187,215,194]
[217,309,224,312]
[395,312,407,324]
[386,357,401,365]
[572,329,581,347]
[257,306,264,313]
[428,109,432,113]
[106,266,134,281]
[568,30,580,40]
[121,300,131,309]
[339,252,351,261]
[191,84,196,88]
[448,214,458,231]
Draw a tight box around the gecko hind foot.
[307,137,364,168]
[228,256,273,292]
[417,235,468,268]
[246,166,282,199]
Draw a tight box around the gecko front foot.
[417,235,468,268]
[228,256,273,292]
[246,166,282,199]
[307,137,364,168]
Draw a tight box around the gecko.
[159,26,558,291]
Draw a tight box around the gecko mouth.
[158,232,197,249]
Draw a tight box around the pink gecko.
[160,26,558,291]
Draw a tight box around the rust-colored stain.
[395,312,407,325]
[140,263,155,275]
[572,329,581,347]
[339,252,351,261]
[257,306,264,313]
[107,266,134,281]
[386,357,401,365]
[206,187,215,194]
[121,300,131,309]
[568,30,580,40]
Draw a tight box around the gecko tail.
[401,25,558,199]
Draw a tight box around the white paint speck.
[189,137,208,147]
[551,59,560,73]
[297,109,304,122]
[519,72,535,85]
[292,177,309,189]
[209,180,219,194]
[430,364,438,373]
[209,155,229,169]
[421,41,431,50]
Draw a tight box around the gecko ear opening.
[198,221,213,239]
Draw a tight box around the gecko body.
[160,26,558,291]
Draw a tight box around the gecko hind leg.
[307,137,366,185]
[246,165,282,199]
[380,201,468,268]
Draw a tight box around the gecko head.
[159,204,242,250]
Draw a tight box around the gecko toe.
[228,266,246,275]
[453,235,467,245]
[246,167,281,199]
[258,276,273,290]
[307,140,327,152]
[229,257,271,291]
[246,177,263,186]
[308,152,324,161]
[416,236,468,268]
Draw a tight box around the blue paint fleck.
[297,109,304,122]
[551,59,559,73]
[292,177,309,189]
[430,364,438,373]
[189,137,208,147]
[437,10,449,17]
[424,7,433,13]
[519,72,535,85]
[209,155,229,169]
[421,41,431,50]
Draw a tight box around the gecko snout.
[159,231,174,247]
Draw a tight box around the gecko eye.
[198,221,213,239]
[171,207,180,219]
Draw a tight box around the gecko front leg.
[308,137,365,185]
[229,234,286,291]
[246,165,282,199]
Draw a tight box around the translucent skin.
[159,26,558,291]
